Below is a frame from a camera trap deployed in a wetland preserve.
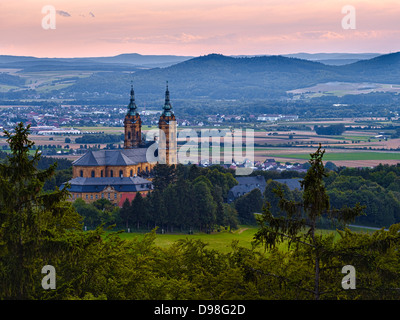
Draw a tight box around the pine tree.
[152,163,177,190]
[0,123,82,299]
[254,144,364,300]
[120,198,131,229]
[130,192,146,230]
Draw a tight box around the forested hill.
[2,52,400,102]
[65,54,342,99]
[342,52,400,83]
[60,52,400,101]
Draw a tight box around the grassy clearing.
[106,225,344,253]
[111,226,260,253]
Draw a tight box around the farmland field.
[3,116,400,167]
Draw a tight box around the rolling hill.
[1,52,400,103]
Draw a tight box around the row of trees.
[75,133,124,144]
[324,164,400,227]
[74,164,240,233]
[314,124,346,135]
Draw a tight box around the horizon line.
[0,51,393,59]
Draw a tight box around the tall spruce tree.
[152,164,177,190]
[254,144,364,300]
[0,123,82,299]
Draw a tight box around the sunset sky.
[1,0,400,58]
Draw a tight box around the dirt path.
[236,227,249,234]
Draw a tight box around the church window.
[119,170,123,177]
[101,170,104,177]
[110,170,113,177]
[91,170,95,177]
[128,131,131,140]
[86,194,88,199]
[130,169,133,177]
[80,170,83,177]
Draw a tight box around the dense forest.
[74,164,240,233]
[3,138,400,231]
[74,133,124,144]
[314,124,346,135]
[2,125,400,301]
[72,160,400,231]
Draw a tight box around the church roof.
[73,145,154,167]
[273,178,302,191]
[62,176,153,193]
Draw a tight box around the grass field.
[107,225,354,253]
[113,226,261,253]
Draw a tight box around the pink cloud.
[1,0,400,57]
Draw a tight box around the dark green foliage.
[3,125,400,300]
[263,180,294,216]
[254,144,364,299]
[0,123,82,299]
[73,198,120,229]
[234,188,263,225]
[75,133,124,144]
[100,164,239,233]
[314,124,346,135]
[325,164,400,228]
[152,164,177,191]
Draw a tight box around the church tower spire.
[124,84,142,149]
[158,81,177,165]
[127,83,138,116]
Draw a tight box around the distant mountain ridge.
[0,52,380,68]
[1,51,400,102]
[0,53,194,69]
[60,52,400,100]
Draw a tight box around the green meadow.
[112,226,260,253]
[106,225,360,254]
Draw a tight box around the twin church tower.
[65,83,177,206]
[124,82,177,165]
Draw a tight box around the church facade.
[63,83,177,206]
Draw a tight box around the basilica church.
[64,83,177,207]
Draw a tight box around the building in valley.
[63,83,177,206]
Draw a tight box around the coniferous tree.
[130,192,146,230]
[254,144,364,300]
[119,198,131,229]
[192,180,216,233]
[234,188,263,225]
[152,164,177,190]
[0,123,82,299]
